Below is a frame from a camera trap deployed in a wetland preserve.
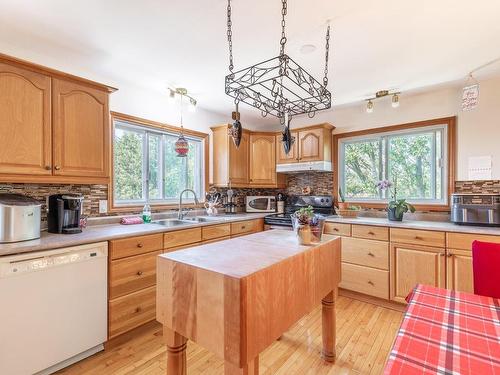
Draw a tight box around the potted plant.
[376,179,416,221]
[337,188,349,210]
[292,205,325,245]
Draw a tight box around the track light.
[391,93,400,108]
[366,100,374,113]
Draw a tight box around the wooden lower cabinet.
[446,249,474,293]
[231,219,264,237]
[340,263,389,299]
[390,243,446,303]
[108,286,156,339]
[342,237,389,270]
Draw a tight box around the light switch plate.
[98,200,108,214]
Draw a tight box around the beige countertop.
[325,216,500,235]
[0,213,268,257]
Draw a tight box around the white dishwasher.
[0,242,108,375]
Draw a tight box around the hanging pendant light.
[174,90,189,157]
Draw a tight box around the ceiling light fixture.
[168,87,197,157]
[366,100,374,113]
[365,90,401,113]
[224,0,332,155]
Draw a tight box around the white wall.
[292,75,500,181]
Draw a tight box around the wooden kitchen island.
[156,230,341,375]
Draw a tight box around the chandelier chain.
[279,0,287,56]
[323,25,330,87]
[227,0,234,72]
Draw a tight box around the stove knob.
[321,198,325,203]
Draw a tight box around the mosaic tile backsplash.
[1,179,498,220]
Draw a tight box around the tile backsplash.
[455,180,500,194]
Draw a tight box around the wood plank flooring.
[56,296,402,375]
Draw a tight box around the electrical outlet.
[98,200,108,214]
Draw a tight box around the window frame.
[333,117,456,212]
[109,112,209,212]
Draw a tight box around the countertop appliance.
[264,195,335,229]
[276,161,333,173]
[451,193,500,226]
[246,195,276,213]
[48,194,84,234]
[0,242,108,375]
[0,193,41,243]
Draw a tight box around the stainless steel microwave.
[245,196,276,213]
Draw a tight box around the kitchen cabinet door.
[446,249,474,293]
[390,243,445,303]
[0,62,52,176]
[249,134,276,186]
[228,131,249,186]
[52,78,109,179]
[298,128,323,162]
[276,132,298,164]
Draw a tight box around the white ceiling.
[1,0,500,128]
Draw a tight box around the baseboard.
[34,344,104,375]
[339,288,407,312]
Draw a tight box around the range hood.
[276,161,333,173]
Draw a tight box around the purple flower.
[376,180,393,190]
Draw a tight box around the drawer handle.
[447,253,453,258]
[45,165,51,170]
[137,243,144,248]
[135,307,141,313]
[137,271,143,276]
[241,226,246,229]
[368,231,375,235]
[333,228,339,232]
[439,253,445,257]
[367,252,375,257]
[54,165,61,170]
[367,280,374,286]
[414,236,423,240]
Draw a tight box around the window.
[113,118,205,206]
[338,121,452,205]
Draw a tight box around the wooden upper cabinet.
[298,128,323,161]
[0,62,52,176]
[211,125,249,187]
[228,131,249,186]
[276,131,298,164]
[249,133,276,186]
[390,243,446,303]
[52,79,110,178]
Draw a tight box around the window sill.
[343,201,450,212]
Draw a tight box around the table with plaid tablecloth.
[384,284,500,375]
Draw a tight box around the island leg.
[164,326,188,375]
[224,356,259,375]
[321,290,337,362]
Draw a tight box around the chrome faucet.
[178,189,199,220]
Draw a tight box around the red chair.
[472,240,500,299]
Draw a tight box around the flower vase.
[296,224,312,245]
[388,207,403,221]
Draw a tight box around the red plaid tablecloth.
[384,284,500,375]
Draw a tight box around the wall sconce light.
[366,100,374,113]
[391,93,400,108]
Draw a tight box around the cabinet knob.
[414,236,423,240]
[447,253,453,258]
[54,165,61,170]
[439,253,445,257]
[45,166,51,170]
[137,271,143,276]
[137,243,143,248]
[368,231,375,235]
[333,228,339,232]
[367,280,374,286]
[135,307,141,313]
[367,252,375,257]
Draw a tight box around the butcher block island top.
[156,230,341,375]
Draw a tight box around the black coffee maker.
[47,194,84,234]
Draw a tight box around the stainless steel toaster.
[0,194,42,243]
[451,193,500,226]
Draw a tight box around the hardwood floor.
[56,296,402,375]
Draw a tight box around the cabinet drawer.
[108,286,156,339]
[391,228,445,248]
[164,227,202,249]
[352,225,389,241]
[109,251,161,299]
[340,262,389,300]
[109,234,163,260]
[203,236,231,244]
[202,224,231,241]
[342,237,389,270]
[231,219,262,236]
[447,233,500,251]
[324,222,351,236]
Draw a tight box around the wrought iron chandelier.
[224,0,332,124]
